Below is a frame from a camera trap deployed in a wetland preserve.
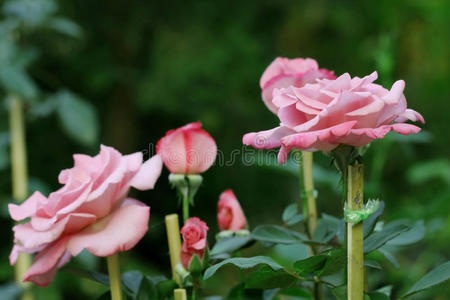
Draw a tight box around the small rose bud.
[217,190,247,231]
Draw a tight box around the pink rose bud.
[180,217,209,269]
[244,72,425,163]
[260,57,335,114]
[217,190,247,231]
[157,122,217,174]
[8,145,162,286]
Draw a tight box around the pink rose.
[260,57,335,114]
[217,190,247,231]
[244,72,424,163]
[180,217,209,269]
[9,145,162,286]
[157,122,217,174]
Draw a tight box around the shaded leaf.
[204,256,283,280]
[364,223,409,253]
[55,90,99,146]
[46,17,82,38]
[252,225,306,245]
[387,220,425,246]
[293,255,327,276]
[363,201,385,238]
[402,261,450,298]
[245,266,297,289]
[210,236,253,256]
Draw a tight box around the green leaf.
[155,279,177,299]
[286,214,305,226]
[0,282,22,300]
[46,17,82,38]
[401,261,450,298]
[318,248,346,276]
[293,255,327,276]
[367,292,390,300]
[55,90,99,146]
[377,248,399,268]
[136,276,157,300]
[282,203,305,226]
[331,285,347,300]
[203,256,283,280]
[210,236,253,256]
[122,271,143,296]
[364,260,382,270]
[331,286,371,300]
[387,220,425,246]
[3,0,57,28]
[364,223,409,253]
[278,287,312,298]
[0,65,38,100]
[363,201,385,238]
[252,225,306,244]
[64,267,109,285]
[245,266,297,289]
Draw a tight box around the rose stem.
[165,214,182,286]
[106,254,123,300]
[174,289,187,300]
[9,95,33,300]
[182,194,189,223]
[300,151,318,236]
[347,164,364,300]
[298,151,322,299]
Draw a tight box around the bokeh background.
[0,0,448,299]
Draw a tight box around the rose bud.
[243,72,424,163]
[157,122,217,175]
[180,217,209,270]
[217,190,247,231]
[260,57,335,114]
[9,145,162,286]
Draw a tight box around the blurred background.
[0,0,448,299]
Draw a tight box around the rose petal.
[130,154,163,190]
[243,126,296,149]
[278,121,357,162]
[23,237,70,287]
[9,191,46,221]
[67,198,149,257]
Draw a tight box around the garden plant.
[1,1,449,300]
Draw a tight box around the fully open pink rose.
[9,145,162,286]
[180,217,208,269]
[217,190,247,231]
[244,72,424,163]
[157,122,217,174]
[260,57,335,113]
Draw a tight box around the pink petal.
[130,154,162,190]
[15,213,97,249]
[382,80,405,104]
[67,198,150,257]
[9,191,46,221]
[23,237,70,287]
[243,126,296,149]
[278,121,357,163]
[395,108,425,123]
[338,123,422,147]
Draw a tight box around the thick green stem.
[107,254,123,300]
[182,194,189,223]
[347,164,364,300]
[9,95,33,300]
